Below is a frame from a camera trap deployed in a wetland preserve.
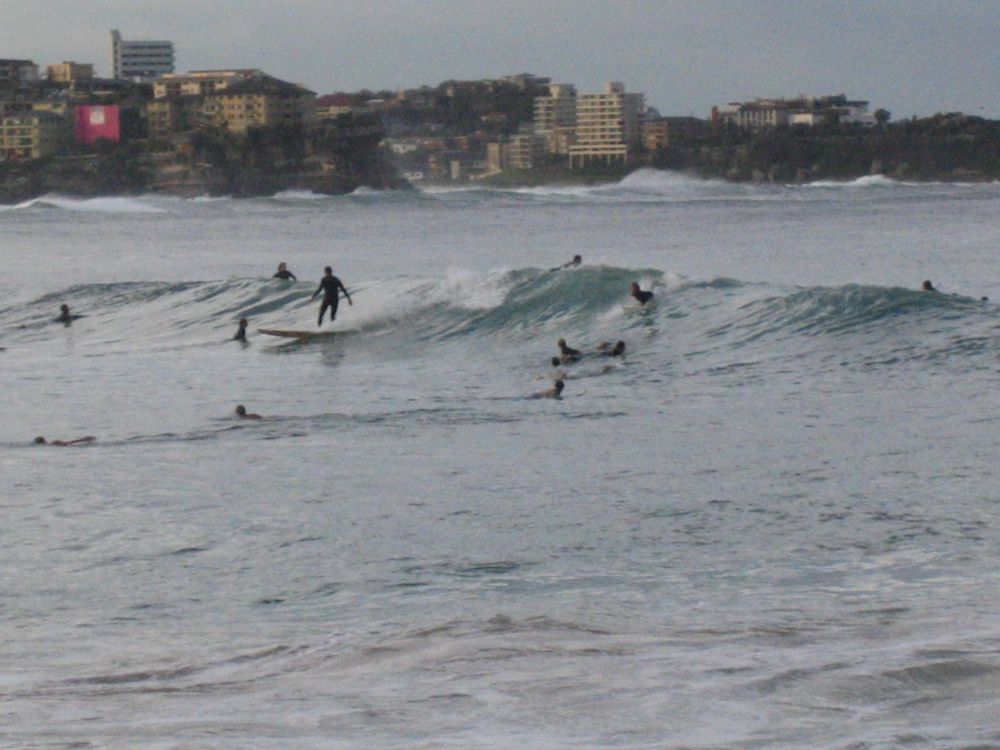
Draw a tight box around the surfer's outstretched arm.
[311,281,323,301]
[339,281,352,305]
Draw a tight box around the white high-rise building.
[569,82,644,168]
[110,29,174,81]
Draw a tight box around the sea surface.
[1,170,999,749]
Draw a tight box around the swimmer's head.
[235,405,247,416]
[60,304,69,312]
[278,262,286,271]
[324,266,332,275]
[554,379,564,392]
[551,357,561,367]
[558,338,566,347]
[630,281,640,292]
[239,317,248,326]
[922,280,935,291]
[33,436,46,444]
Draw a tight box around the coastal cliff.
[0,122,410,204]
[654,113,1000,183]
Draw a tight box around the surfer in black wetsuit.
[273,262,296,281]
[558,338,581,358]
[56,304,80,324]
[235,405,261,420]
[630,281,654,305]
[311,266,352,326]
[234,317,248,341]
[922,280,937,292]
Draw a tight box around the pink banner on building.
[75,105,121,144]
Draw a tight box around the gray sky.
[2,0,998,119]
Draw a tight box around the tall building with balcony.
[110,29,174,81]
[569,82,644,168]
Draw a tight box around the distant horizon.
[2,0,998,120]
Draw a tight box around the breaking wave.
[2,265,995,372]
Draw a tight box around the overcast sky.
[2,0,998,119]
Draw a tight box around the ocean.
[1,170,999,748]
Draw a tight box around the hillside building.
[713,95,874,130]
[47,62,95,85]
[534,84,577,155]
[110,29,174,81]
[202,76,315,134]
[0,59,40,92]
[153,70,263,99]
[0,110,68,159]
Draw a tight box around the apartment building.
[0,59,40,92]
[568,82,644,168]
[0,110,68,159]
[154,70,263,99]
[47,62,95,85]
[714,95,874,130]
[203,77,315,134]
[314,93,364,119]
[110,29,175,81]
[534,84,577,155]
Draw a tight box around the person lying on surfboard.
[596,340,626,357]
[34,435,96,446]
[630,281,654,305]
[533,379,565,399]
[311,266,352,326]
[273,262,296,281]
[234,405,261,420]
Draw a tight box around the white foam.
[272,189,329,201]
[29,194,167,213]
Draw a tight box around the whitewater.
[1,169,999,749]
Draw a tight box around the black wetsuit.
[632,289,654,305]
[234,323,247,341]
[313,275,348,325]
[273,270,296,280]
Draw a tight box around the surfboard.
[258,328,336,339]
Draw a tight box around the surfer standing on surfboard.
[311,267,352,326]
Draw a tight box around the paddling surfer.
[34,435,96,446]
[235,405,261,420]
[533,379,565,399]
[311,266,352,326]
[550,254,582,271]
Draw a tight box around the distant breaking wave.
[1,172,996,214]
